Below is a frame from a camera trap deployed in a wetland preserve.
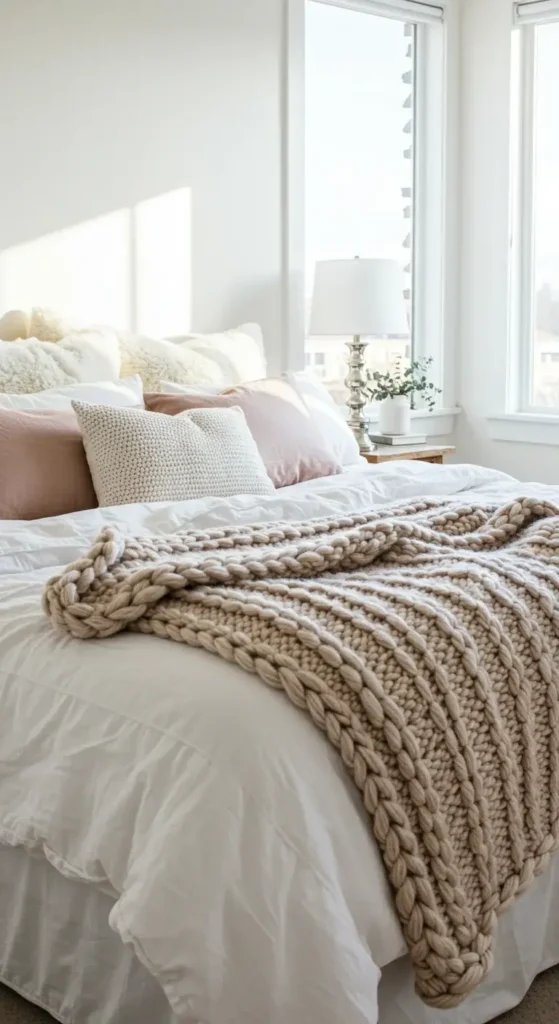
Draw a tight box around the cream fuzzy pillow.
[0,310,217,392]
[0,310,30,342]
[167,323,266,386]
[0,308,266,390]
[0,330,120,394]
[0,306,80,343]
[117,331,222,392]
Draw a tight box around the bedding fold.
[43,496,559,1008]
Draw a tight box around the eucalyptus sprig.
[365,356,441,412]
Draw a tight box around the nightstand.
[364,444,456,465]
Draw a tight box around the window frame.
[301,0,450,405]
[516,0,559,25]
[510,14,559,413]
[314,0,444,24]
[412,13,447,389]
[509,23,536,413]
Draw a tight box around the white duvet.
[0,461,556,1024]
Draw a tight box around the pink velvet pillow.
[144,378,342,487]
[0,409,97,520]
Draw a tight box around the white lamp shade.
[309,258,409,337]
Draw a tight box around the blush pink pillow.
[0,409,97,520]
[144,378,342,487]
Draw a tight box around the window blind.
[312,0,444,25]
[515,0,559,24]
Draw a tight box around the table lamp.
[309,257,409,453]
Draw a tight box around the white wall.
[5,0,555,483]
[0,0,286,371]
[457,0,559,482]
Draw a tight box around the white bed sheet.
[0,462,558,1024]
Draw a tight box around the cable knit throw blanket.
[44,497,559,1008]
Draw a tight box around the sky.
[534,22,559,292]
[305,4,559,299]
[305,2,412,295]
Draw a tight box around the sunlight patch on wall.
[0,210,131,328]
[135,188,192,338]
[0,187,192,337]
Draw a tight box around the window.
[304,0,445,406]
[512,8,559,410]
[304,349,328,379]
[305,2,413,403]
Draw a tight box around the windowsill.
[487,412,559,445]
[365,405,460,438]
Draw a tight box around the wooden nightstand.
[364,444,456,465]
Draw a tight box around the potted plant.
[365,357,441,436]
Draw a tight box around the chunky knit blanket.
[43,497,559,1008]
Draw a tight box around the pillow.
[144,377,342,487]
[0,409,97,520]
[0,330,120,394]
[0,309,31,342]
[0,308,265,389]
[0,306,81,343]
[166,323,266,385]
[72,401,274,507]
[289,371,364,466]
[160,380,221,396]
[0,375,144,411]
[116,331,223,392]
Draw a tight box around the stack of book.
[368,433,427,446]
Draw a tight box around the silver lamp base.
[345,335,375,453]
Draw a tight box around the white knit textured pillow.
[72,401,274,507]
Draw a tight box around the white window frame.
[510,2,559,414]
[413,10,447,392]
[516,0,559,24]
[292,0,456,417]
[314,0,444,24]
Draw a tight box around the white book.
[368,433,427,446]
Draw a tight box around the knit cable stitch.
[43,497,559,1007]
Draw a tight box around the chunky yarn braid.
[44,497,559,1007]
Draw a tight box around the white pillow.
[0,375,143,410]
[72,401,274,507]
[166,323,266,386]
[289,371,364,467]
[0,330,120,395]
[160,380,221,396]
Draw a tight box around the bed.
[1,459,559,1024]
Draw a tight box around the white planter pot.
[379,395,411,435]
